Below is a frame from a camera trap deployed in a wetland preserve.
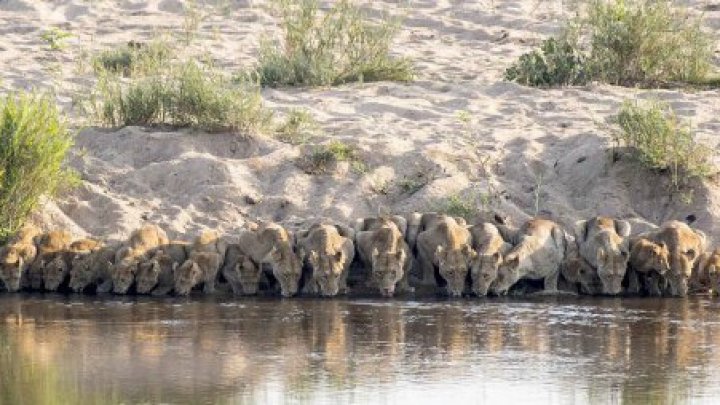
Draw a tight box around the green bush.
[0,92,75,240]
[613,99,713,189]
[91,40,171,77]
[505,0,714,87]
[584,0,712,85]
[90,60,272,134]
[505,38,588,86]
[255,0,413,87]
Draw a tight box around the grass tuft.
[91,40,172,77]
[275,108,319,144]
[297,140,365,174]
[254,0,413,87]
[613,99,714,190]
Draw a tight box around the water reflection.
[2,295,720,404]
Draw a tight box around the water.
[2,294,720,404]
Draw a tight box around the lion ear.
[695,229,708,251]
[396,249,405,262]
[492,251,502,262]
[614,220,631,238]
[334,250,344,262]
[574,220,589,242]
[506,254,520,268]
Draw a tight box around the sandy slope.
[0,0,719,242]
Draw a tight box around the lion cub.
[626,236,671,296]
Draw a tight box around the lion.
[135,240,188,295]
[559,234,602,295]
[221,243,261,295]
[111,253,139,294]
[69,245,118,293]
[0,225,41,292]
[355,215,407,239]
[152,240,189,264]
[174,251,222,296]
[574,217,631,295]
[191,230,227,258]
[625,236,671,296]
[468,222,513,297]
[690,248,720,294]
[110,224,170,294]
[296,223,355,297]
[404,212,422,250]
[490,218,566,295]
[27,229,73,290]
[643,220,706,297]
[136,250,178,295]
[355,217,413,297]
[238,221,303,298]
[416,214,476,297]
[44,238,102,292]
[127,224,170,252]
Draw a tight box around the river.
[1,294,720,404]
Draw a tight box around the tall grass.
[90,60,272,134]
[91,40,172,77]
[506,0,714,87]
[255,0,413,87]
[613,99,713,189]
[0,92,75,240]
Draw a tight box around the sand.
[0,0,719,243]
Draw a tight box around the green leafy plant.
[0,92,76,240]
[40,28,73,51]
[505,37,588,86]
[254,0,413,87]
[613,99,713,190]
